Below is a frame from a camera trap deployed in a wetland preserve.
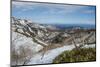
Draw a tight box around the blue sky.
[12,1,96,25]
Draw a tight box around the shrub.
[53,47,96,63]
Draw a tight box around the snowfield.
[12,32,95,65]
[27,44,95,65]
[12,31,43,52]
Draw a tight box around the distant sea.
[51,24,96,30]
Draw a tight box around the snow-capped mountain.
[11,17,95,48]
[11,17,69,46]
[11,17,96,65]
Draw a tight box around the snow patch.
[28,44,95,65]
[28,45,75,65]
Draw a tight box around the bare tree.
[11,32,21,65]
[11,33,34,65]
[18,45,34,65]
[11,44,19,65]
[11,45,34,65]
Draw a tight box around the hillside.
[11,17,96,65]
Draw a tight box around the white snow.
[12,31,43,51]
[12,31,96,65]
[83,44,95,48]
[27,44,95,65]
[27,45,73,65]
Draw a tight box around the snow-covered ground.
[12,31,96,65]
[12,32,43,52]
[27,44,95,65]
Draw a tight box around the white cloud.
[12,1,95,25]
[12,1,35,12]
[12,1,88,14]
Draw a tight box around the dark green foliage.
[53,48,96,63]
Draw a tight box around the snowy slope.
[27,44,95,65]
[11,17,96,65]
[12,31,43,52]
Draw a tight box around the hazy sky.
[12,1,96,24]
